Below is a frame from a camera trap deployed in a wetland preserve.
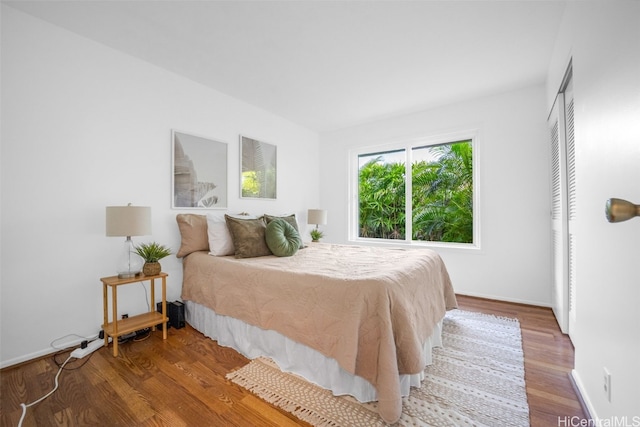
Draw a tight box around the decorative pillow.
[206,213,246,256]
[263,214,304,248]
[224,215,272,258]
[265,219,302,257]
[176,214,209,258]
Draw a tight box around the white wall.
[319,84,552,306]
[547,2,640,420]
[0,6,319,367]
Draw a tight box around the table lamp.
[308,209,327,242]
[106,204,152,278]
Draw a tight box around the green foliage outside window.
[358,140,473,243]
[359,160,406,239]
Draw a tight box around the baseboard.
[2,347,62,370]
[455,291,552,308]
[570,369,597,421]
[0,335,96,370]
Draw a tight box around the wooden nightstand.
[100,272,168,357]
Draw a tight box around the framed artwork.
[240,135,277,199]
[172,130,228,209]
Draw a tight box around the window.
[352,133,478,248]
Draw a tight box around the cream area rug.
[226,310,530,426]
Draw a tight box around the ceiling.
[5,0,567,132]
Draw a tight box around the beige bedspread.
[181,243,457,423]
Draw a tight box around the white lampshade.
[307,209,327,226]
[106,204,151,278]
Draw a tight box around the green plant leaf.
[134,242,172,262]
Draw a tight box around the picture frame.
[240,135,277,199]
[172,130,228,209]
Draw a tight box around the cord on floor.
[17,354,73,427]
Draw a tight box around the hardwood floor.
[1,295,588,426]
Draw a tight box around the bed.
[176,214,457,423]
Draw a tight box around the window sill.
[349,237,481,252]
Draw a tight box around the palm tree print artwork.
[173,131,227,209]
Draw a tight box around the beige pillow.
[225,215,272,258]
[175,214,209,258]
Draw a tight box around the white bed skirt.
[185,300,443,403]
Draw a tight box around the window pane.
[411,140,473,243]
[358,149,406,239]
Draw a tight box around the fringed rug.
[226,310,530,426]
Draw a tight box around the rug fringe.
[227,371,343,427]
[449,309,520,324]
[291,407,343,427]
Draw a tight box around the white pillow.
[206,213,256,256]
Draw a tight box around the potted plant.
[310,229,324,243]
[134,242,172,276]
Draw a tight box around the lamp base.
[115,237,144,279]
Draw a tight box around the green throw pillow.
[263,214,304,248]
[265,218,302,257]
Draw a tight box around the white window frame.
[348,130,481,250]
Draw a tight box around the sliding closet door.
[549,93,569,334]
[548,69,576,337]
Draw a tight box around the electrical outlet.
[603,367,612,402]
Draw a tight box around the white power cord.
[17,354,73,427]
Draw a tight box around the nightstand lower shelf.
[102,312,167,337]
